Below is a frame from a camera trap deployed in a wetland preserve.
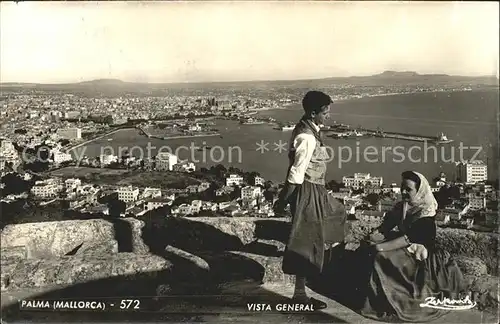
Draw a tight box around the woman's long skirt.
[282,180,346,278]
[355,247,468,322]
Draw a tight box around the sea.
[72,89,499,185]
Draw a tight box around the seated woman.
[352,171,468,322]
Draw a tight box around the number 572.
[120,299,140,309]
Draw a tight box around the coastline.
[252,89,475,114]
[154,133,221,140]
[67,88,489,152]
[65,127,135,152]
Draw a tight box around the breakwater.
[136,125,220,140]
[325,125,450,143]
[367,129,438,142]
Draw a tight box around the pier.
[369,131,436,142]
[324,125,453,144]
[136,125,152,138]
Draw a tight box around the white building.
[65,178,82,190]
[456,160,488,184]
[188,123,202,132]
[0,139,16,157]
[241,186,262,200]
[467,192,487,210]
[191,200,203,214]
[31,179,61,199]
[156,152,178,171]
[100,154,118,166]
[253,176,265,186]
[178,204,193,215]
[144,198,173,211]
[342,173,383,189]
[64,111,81,119]
[118,186,140,203]
[226,174,244,187]
[53,150,73,164]
[56,127,82,140]
[0,139,18,166]
[142,187,162,199]
[173,162,196,173]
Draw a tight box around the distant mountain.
[374,71,445,78]
[1,71,497,91]
[76,79,125,86]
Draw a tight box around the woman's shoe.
[290,296,328,310]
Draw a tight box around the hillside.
[1,71,498,93]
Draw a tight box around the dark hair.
[302,91,333,115]
[402,171,421,191]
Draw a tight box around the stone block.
[67,257,114,284]
[1,246,27,261]
[22,258,67,288]
[110,253,174,278]
[164,246,210,271]
[184,217,257,245]
[455,256,488,279]
[436,228,499,276]
[8,259,42,289]
[257,239,286,252]
[0,252,24,291]
[470,275,499,312]
[226,251,294,285]
[76,240,119,257]
[1,222,58,258]
[121,218,150,254]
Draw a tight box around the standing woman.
[274,90,346,309]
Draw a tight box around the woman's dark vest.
[287,118,329,185]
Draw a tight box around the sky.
[1,1,498,83]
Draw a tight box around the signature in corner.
[419,296,477,310]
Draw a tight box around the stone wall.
[1,216,498,309]
[1,218,149,259]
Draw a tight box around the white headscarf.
[403,171,438,221]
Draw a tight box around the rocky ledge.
[1,217,498,313]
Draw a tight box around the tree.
[198,210,217,217]
[327,180,344,192]
[365,193,381,206]
[214,193,231,203]
[352,188,364,195]
[230,186,242,200]
[263,189,276,202]
[264,180,274,190]
[107,198,126,217]
[1,173,33,195]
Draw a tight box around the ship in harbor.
[280,125,295,131]
[433,133,454,144]
[240,117,265,125]
[328,130,365,139]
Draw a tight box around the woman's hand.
[373,236,410,252]
[368,230,385,244]
[273,199,287,215]
[274,182,298,215]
